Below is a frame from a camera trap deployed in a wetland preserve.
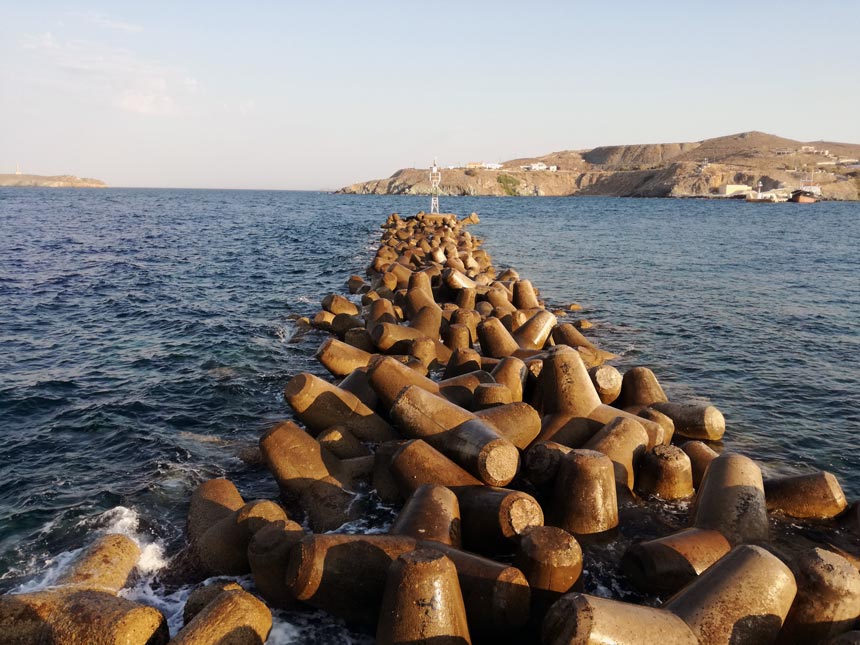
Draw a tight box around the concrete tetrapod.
[491,356,528,402]
[454,486,544,554]
[247,519,306,608]
[778,548,860,644]
[475,401,541,449]
[437,418,520,487]
[551,449,618,537]
[443,347,483,379]
[171,588,272,645]
[56,533,142,592]
[512,279,541,310]
[322,293,360,316]
[409,304,443,341]
[367,354,441,410]
[692,452,769,545]
[444,323,474,353]
[514,526,583,618]
[344,326,376,354]
[550,324,618,366]
[584,416,649,492]
[315,337,373,377]
[337,366,379,408]
[535,416,603,451]
[764,471,848,519]
[186,478,245,547]
[194,499,289,575]
[636,407,675,447]
[416,541,531,638]
[371,321,429,353]
[317,424,372,459]
[622,528,731,593]
[366,297,398,331]
[285,533,419,627]
[390,382,475,439]
[389,484,462,547]
[477,316,521,358]
[0,534,169,645]
[535,346,663,448]
[513,309,558,350]
[524,441,573,489]
[455,286,476,311]
[298,475,364,532]
[543,592,698,645]
[451,309,481,345]
[651,401,725,441]
[376,549,472,645]
[284,372,395,441]
[373,440,409,503]
[258,420,345,499]
[391,385,520,486]
[0,589,170,645]
[664,544,797,645]
[183,581,243,625]
[437,369,496,408]
[587,364,623,404]
[681,440,719,488]
[472,382,513,410]
[635,444,695,500]
[537,346,603,418]
[331,312,364,338]
[615,366,669,409]
[390,439,482,497]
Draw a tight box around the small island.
[338,131,860,201]
[0,173,107,188]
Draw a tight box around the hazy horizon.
[3,1,859,190]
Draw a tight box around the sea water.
[1,189,858,641]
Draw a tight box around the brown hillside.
[673,131,801,163]
[337,130,860,200]
[583,142,700,168]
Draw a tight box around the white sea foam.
[9,548,83,594]
[11,506,169,592]
[98,505,141,535]
[266,620,303,643]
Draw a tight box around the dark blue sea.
[1,189,858,641]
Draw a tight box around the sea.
[1,189,858,642]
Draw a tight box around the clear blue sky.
[2,1,858,189]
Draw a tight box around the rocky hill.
[338,132,860,200]
[0,174,107,188]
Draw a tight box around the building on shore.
[719,184,752,196]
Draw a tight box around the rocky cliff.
[0,174,107,188]
[338,132,860,200]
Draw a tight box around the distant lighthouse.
[429,157,441,214]
[15,162,22,175]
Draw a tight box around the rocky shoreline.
[0,173,106,188]
[3,210,860,643]
[338,132,860,201]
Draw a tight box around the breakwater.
[1,201,860,640]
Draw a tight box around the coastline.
[0,174,107,188]
[3,201,856,640]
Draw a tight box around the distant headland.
[337,131,860,200]
[0,173,107,188]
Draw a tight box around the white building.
[482,162,503,170]
[523,162,547,171]
[719,184,752,196]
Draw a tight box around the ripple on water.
[0,190,858,641]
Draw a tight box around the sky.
[1,1,858,190]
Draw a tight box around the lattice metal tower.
[429,158,441,214]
